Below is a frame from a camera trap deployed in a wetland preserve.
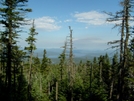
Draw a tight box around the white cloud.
[33,16,61,31]
[64,19,72,22]
[73,11,134,26]
[74,11,108,25]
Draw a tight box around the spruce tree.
[41,49,50,74]
[25,19,38,101]
[107,0,134,100]
[0,0,31,100]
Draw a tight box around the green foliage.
[129,37,134,57]
[32,56,41,72]
[0,0,134,101]
[0,1,32,100]
[25,20,38,53]
[0,0,32,44]
[41,49,51,74]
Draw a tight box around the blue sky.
[19,0,122,50]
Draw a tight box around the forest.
[0,0,134,101]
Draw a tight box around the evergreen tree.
[59,51,66,81]
[129,37,134,59]
[25,19,38,101]
[33,56,41,72]
[41,49,50,75]
[0,0,31,100]
[107,0,134,100]
[109,53,119,101]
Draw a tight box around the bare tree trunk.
[56,81,58,101]
[40,73,42,95]
[118,1,130,101]
[110,79,114,99]
[99,62,102,83]
[7,7,13,100]
[48,82,50,95]
[28,52,33,101]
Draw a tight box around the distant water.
[32,48,116,64]
[34,48,115,59]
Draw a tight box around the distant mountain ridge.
[33,48,115,64]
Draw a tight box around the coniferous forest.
[0,0,134,101]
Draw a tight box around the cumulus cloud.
[31,16,61,31]
[74,11,109,25]
[73,11,133,26]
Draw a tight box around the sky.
[19,0,122,50]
